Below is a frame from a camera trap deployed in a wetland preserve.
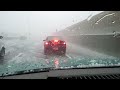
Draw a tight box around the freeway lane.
[0,39,117,65]
[0,39,119,75]
[1,39,118,63]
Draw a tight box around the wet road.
[1,39,117,65]
[0,39,118,75]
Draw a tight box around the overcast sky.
[0,11,102,37]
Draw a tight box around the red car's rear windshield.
[46,36,64,40]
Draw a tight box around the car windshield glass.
[0,11,120,77]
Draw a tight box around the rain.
[0,11,120,76]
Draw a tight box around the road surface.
[0,39,119,75]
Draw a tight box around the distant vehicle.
[0,36,5,58]
[43,36,66,55]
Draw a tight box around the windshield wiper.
[0,67,54,77]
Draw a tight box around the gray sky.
[0,11,102,38]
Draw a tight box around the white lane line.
[9,53,24,62]
[17,53,23,57]
[13,53,24,59]
[66,54,72,59]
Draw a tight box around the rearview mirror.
[43,40,46,41]
[0,36,3,39]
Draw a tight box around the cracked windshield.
[0,11,120,76]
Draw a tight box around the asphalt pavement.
[0,39,118,75]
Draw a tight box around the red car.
[43,36,66,55]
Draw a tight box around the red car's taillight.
[63,42,66,45]
[45,42,48,45]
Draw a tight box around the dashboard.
[0,67,120,79]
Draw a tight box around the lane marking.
[66,54,72,59]
[9,53,24,62]
[18,53,23,57]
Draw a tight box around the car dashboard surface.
[1,66,120,79]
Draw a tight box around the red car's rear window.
[46,36,64,40]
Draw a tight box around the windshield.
[0,11,120,76]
